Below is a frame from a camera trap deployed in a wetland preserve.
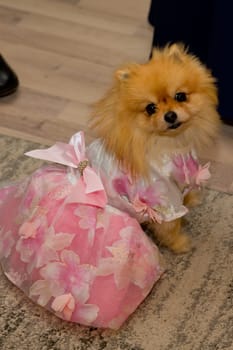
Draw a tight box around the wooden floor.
[0,0,153,145]
[0,0,232,192]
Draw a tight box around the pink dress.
[0,132,164,330]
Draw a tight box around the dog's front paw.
[184,190,202,208]
[169,233,192,254]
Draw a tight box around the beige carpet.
[0,134,233,350]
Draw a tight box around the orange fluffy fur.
[90,44,220,253]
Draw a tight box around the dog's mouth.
[168,122,182,130]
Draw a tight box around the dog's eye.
[145,103,157,116]
[175,92,187,102]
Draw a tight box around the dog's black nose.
[164,111,177,124]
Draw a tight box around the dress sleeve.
[111,169,188,224]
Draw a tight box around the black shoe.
[0,55,19,97]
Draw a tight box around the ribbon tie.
[25,131,107,207]
[132,194,163,224]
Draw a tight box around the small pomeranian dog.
[89,43,220,253]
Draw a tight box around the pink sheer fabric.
[0,132,164,329]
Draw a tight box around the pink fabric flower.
[136,180,167,207]
[196,163,211,185]
[51,293,75,321]
[132,194,163,224]
[113,174,166,222]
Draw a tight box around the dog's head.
[90,44,220,177]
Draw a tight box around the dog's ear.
[115,64,140,81]
[168,43,186,55]
[167,43,188,62]
[151,43,187,63]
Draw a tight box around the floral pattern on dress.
[30,250,99,324]
[74,206,97,246]
[97,226,160,290]
[16,218,75,273]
